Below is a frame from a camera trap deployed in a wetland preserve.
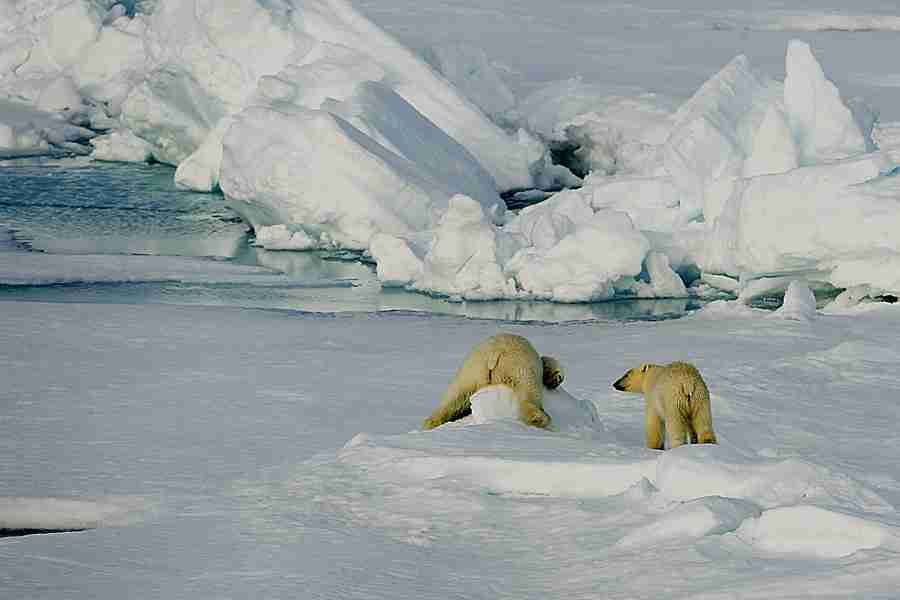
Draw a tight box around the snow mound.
[736,505,900,558]
[469,384,600,432]
[655,443,892,513]
[617,496,760,549]
[0,496,147,532]
[339,430,657,499]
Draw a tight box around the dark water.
[0,160,702,322]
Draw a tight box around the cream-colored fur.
[613,361,717,449]
[423,333,563,430]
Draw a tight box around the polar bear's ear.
[641,364,650,373]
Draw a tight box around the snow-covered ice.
[5,300,900,598]
[6,2,900,593]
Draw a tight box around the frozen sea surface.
[3,301,900,598]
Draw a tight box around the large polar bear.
[423,333,564,430]
[613,361,717,449]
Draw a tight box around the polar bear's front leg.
[519,401,551,429]
[645,403,665,450]
[423,359,489,429]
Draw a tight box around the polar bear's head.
[612,364,660,393]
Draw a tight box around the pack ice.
[3,2,900,305]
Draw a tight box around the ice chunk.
[829,252,900,296]
[771,280,817,320]
[90,129,152,162]
[663,55,777,218]
[71,18,148,110]
[783,40,868,164]
[742,103,799,178]
[220,92,504,252]
[584,175,684,232]
[639,252,688,298]
[413,195,518,300]
[253,224,317,251]
[330,82,503,214]
[509,209,650,302]
[702,153,894,280]
[369,234,423,288]
[173,117,233,192]
[421,43,516,124]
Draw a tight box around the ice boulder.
[421,43,517,125]
[742,103,799,178]
[783,40,868,164]
[412,195,518,300]
[90,129,152,162]
[582,175,684,232]
[508,208,651,303]
[220,104,504,251]
[632,252,688,299]
[771,280,817,320]
[663,55,779,218]
[701,153,897,288]
[379,189,658,303]
[369,233,424,288]
[329,82,503,212]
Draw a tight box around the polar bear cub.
[423,333,564,430]
[613,361,717,449]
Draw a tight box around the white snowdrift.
[655,443,892,513]
[292,399,893,559]
[736,505,900,558]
